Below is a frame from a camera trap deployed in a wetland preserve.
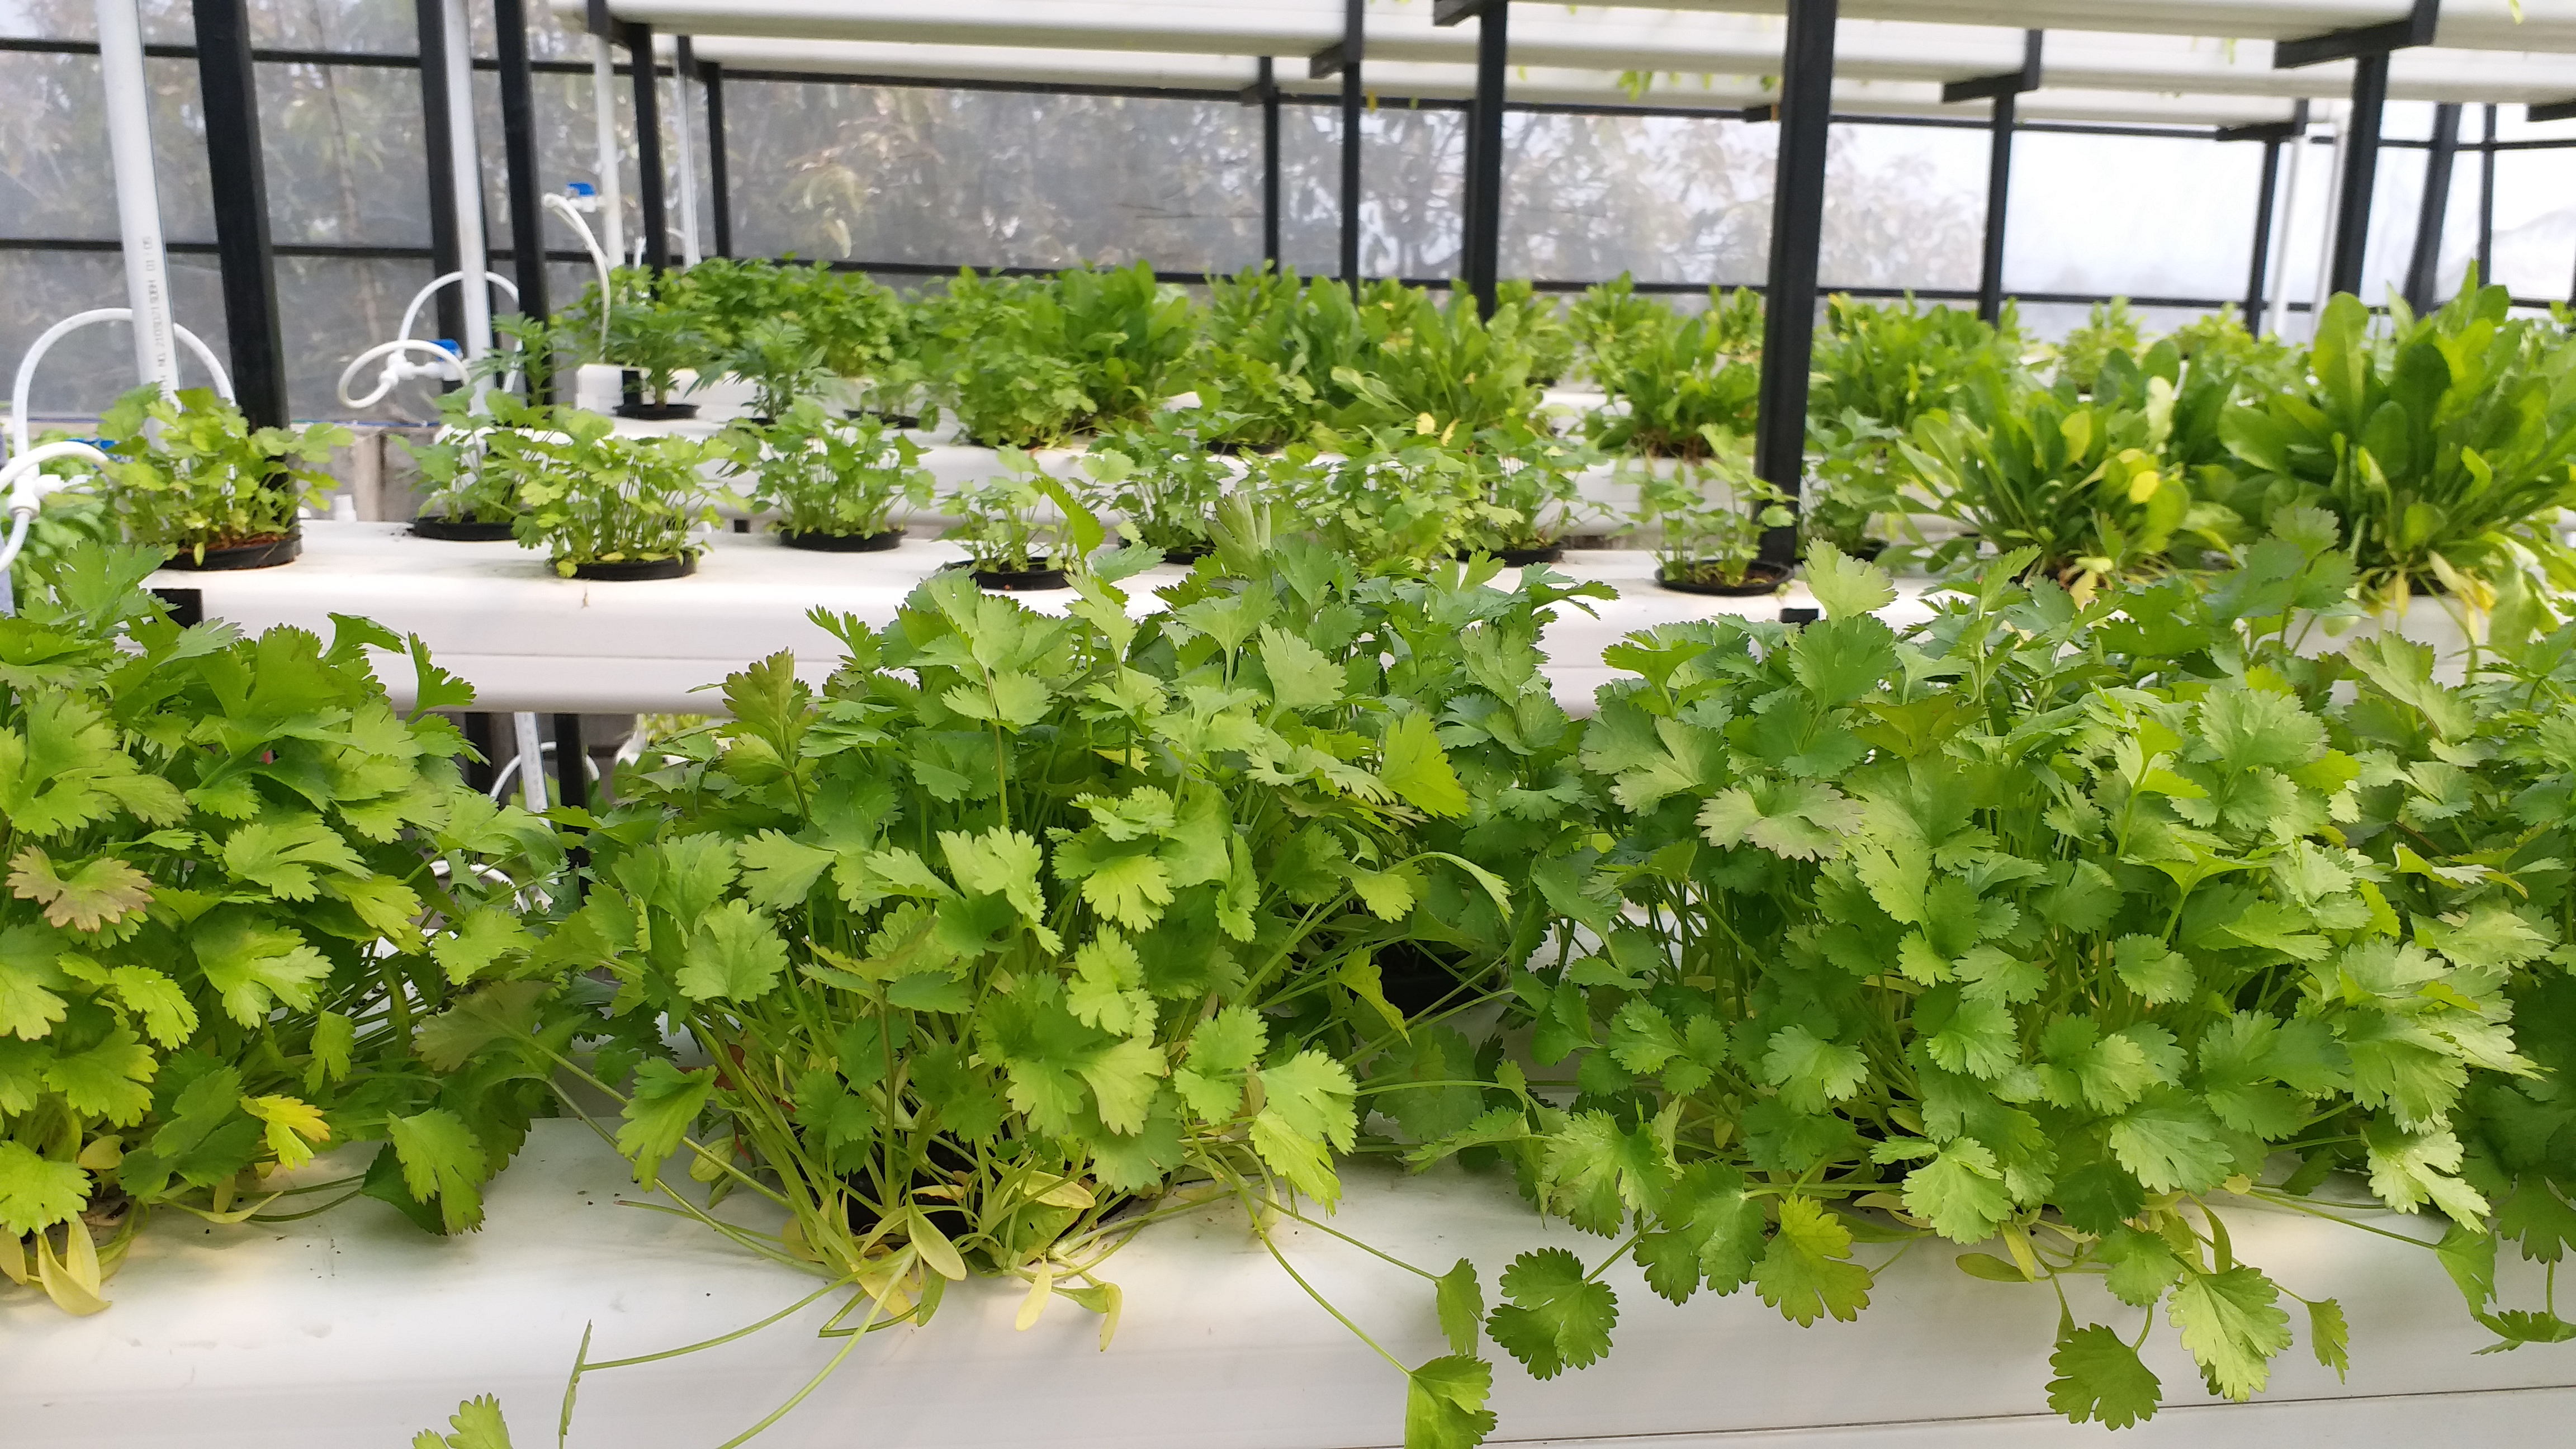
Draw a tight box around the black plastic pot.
[778,528,903,553]
[411,515,519,542]
[969,565,1069,591]
[568,554,699,581]
[613,401,700,421]
[162,532,300,571]
[1162,543,1214,566]
[1463,544,1564,567]
[1375,941,1489,1017]
[846,409,922,429]
[1658,558,1792,597]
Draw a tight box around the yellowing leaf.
[243,1093,332,1168]
[7,848,150,931]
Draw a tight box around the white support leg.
[441,0,492,379]
[671,64,702,268]
[2310,106,2348,337]
[93,0,178,398]
[512,712,550,815]
[2265,115,2309,340]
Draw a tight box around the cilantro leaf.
[389,1107,490,1234]
[2047,1322,2162,1429]
[0,1138,88,1237]
[1404,1355,1497,1449]
[1755,1195,1872,1327]
[1698,779,1863,861]
[1803,543,1897,619]
[2167,1266,2293,1400]
[1485,1246,1618,1380]
[1434,1258,1484,1356]
[411,1394,515,1449]
[618,1059,715,1187]
[675,899,790,1002]
[6,847,150,931]
[2308,1296,2350,1379]
[1382,711,1470,818]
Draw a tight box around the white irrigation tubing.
[0,441,113,617]
[544,191,619,357]
[8,309,231,461]
[336,339,467,411]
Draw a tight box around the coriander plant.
[725,400,931,541]
[506,410,718,574]
[93,387,349,561]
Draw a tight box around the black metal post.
[1754,0,1835,567]
[192,0,287,428]
[1976,92,2014,324]
[461,713,496,794]
[1339,0,1363,291]
[704,61,732,258]
[1259,58,1280,267]
[1465,0,1507,317]
[2245,137,2283,321]
[2402,101,2461,312]
[414,0,466,349]
[2327,51,2389,298]
[551,714,589,812]
[494,0,550,389]
[2479,104,2497,288]
[628,22,668,275]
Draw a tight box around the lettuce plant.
[94,387,348,561]
[0,544,563,1313]
[1584,301,1761,459]
[2217,281,2576,607]
[1566,274,1676,387]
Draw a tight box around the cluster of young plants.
[910,262,1200,447]
[0,542,562,1313]
[1634,448,1794,591]
[405,389,552,528]
[499,407,719,574]
[91,386,348,562]
[550,258,909,415]
[722,400,932,543]
[1077,412,1240,559]
[943,449,1104,577]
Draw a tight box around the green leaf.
[0,935,67,1040]
[44,1025,155,1124]
[1759,1025,1868,1112]
[2107,1088,2231,1194]
[0,1138,88,1237]
[191,911,333,1026]
[108,965,196,1048]
[6,847,150,931]
[2308,1297,2350,1379]
[1435,1258,1484,1356]
[1897,1138,2015,1243]
[1258,624,1344,712]
[1382,711,1470,818]
[735,830,834,908]
[617,1059,714,1187]
[2111,935,2194,1004]
[1698,779,1863,862]
[1785,615,1899,707]
[430,906,533,986]
[412,1394,515,1449]
[940,826,1050,925]
[389,1107,490,1234]
[1803,543,1897,619]
[2047,1322,2162,1429]
[675,899,790,1002]
[1485,1246,1618,1380]
[220,816,365,900]
[1404,1355,1497,1449]
[2167,1266,2293,1400]
[1755,1195,1872,1327]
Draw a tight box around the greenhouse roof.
[687,35,2315,128]
[584,0,2576,108]
[1640,0,2576,53]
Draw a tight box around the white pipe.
[590,32,627,270]
[93,0,177,400]
[543,191,618,356]
[397,271,522,344]
[0,441,114,617]
[11,310,232,458]
[2311,105,2348,337]
[439,0,491,375]
[512,712,550,814]
[671,64,702,268]
[2264,117,2309,340]
[336,339,466,411]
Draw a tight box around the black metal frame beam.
[1250,58,1281,266]
[413,0,466,348]
[703,61,732,258]
[2402,101,2461,311]
[2532,98,2576,124]
[628,22,667,275]
[2478,104,2496,286]
[1461,0,1508,316]
[191,0,287,428]
[494,0,550,378]
[1754,0,1835,568]
[2274,0,2439,69]
[1942,27,2041,105]
[2328,52,2391,297]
